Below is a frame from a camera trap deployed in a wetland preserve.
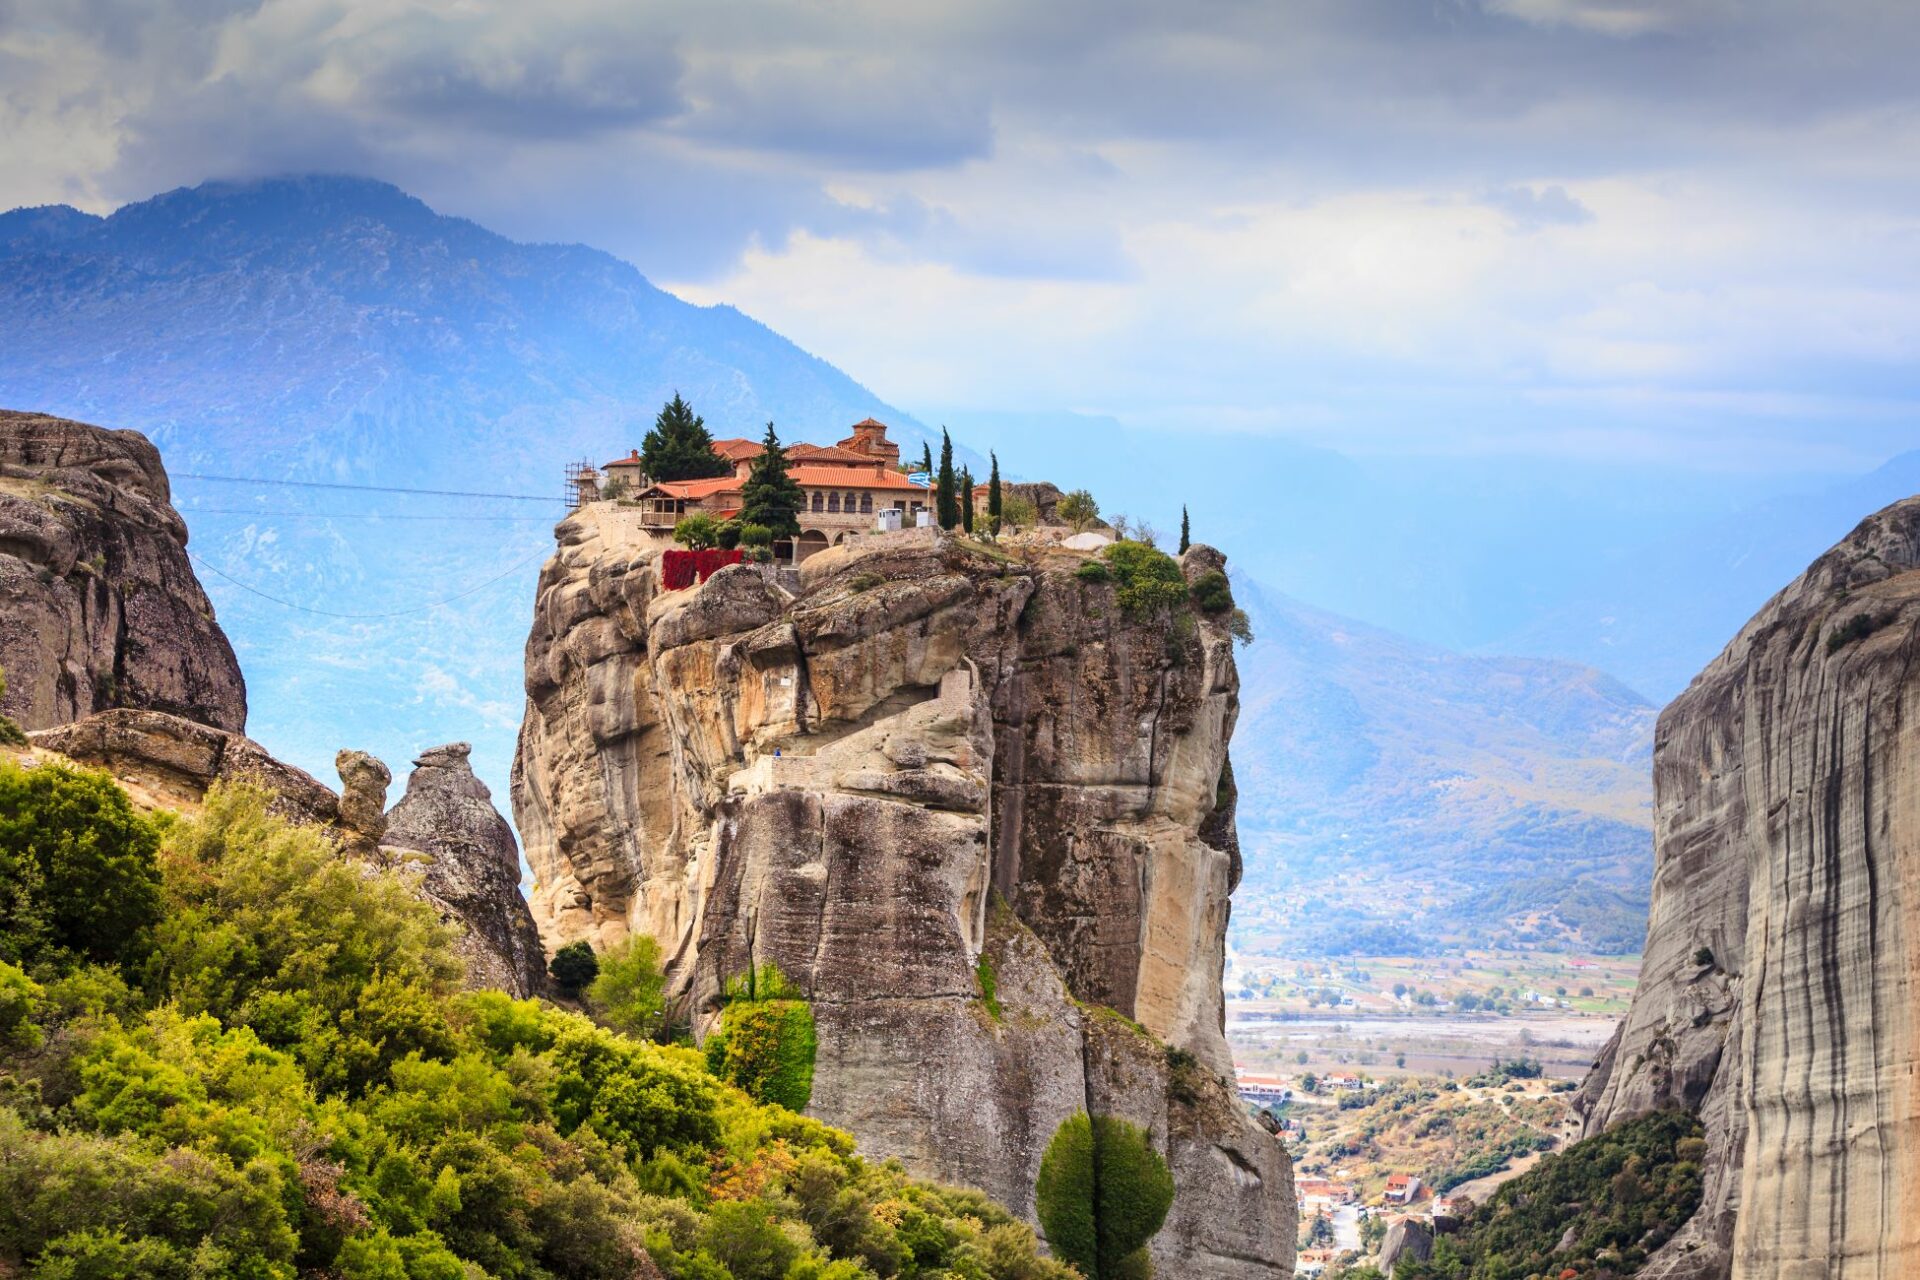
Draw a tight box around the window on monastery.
[860,493,873,513]
[844,492,857,512]
[811,491,823,512]
[828,492,841,513]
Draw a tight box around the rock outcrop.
[1378,1217,1434,1277]
[0,410,245,733]
[29,707,339,824]
[1576,495,1920,1279]
[513,511,1292,1277]
[385,743,549,998]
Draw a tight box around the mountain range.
[2,174,1909,961]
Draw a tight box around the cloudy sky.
[3,0,1917,471]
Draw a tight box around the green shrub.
[1189,569,1233,614]
[1100,542,1189,618]
[0,759,163,971]
[1075,559,1111,584]
[977,955,1002,1022]
[849,572,885,593]
[587,934,667,1039]
[1035,1112,1175,1278]
[739,523,774,549]
[0,962,43,1052]
[549,941,599,992]
[716,518,744,550]
[1827,610,1894,653]
[1057,490,1100,532]
[673,512,720,549]
[706,998,817,1113]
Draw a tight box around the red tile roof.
[709,438,763,462]
[647,476,742,500]
[603,449,646,469]
[788,465,927,490]
[787,443,877,464]
[849,417,888,430]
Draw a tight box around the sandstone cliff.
[1577,495,1920,1279]
[513,511,1293,1276]
[386,743,550,999]
[0,410,245,733]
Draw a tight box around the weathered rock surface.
[513,507,1292,1276]
[0,410,245,733]
[335,748,392,857]
[385,743,549,998]
[29,707,336,824]
[1378,1217,1434,1277]
[1577,495,1920,1280]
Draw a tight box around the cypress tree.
[935,430,958,530]
[1179,505,1191,554]
[739,422,805,541]
[987,452,1003,537]
[959,466,975,533]
[919,441,934,478]
[640,393,732,482]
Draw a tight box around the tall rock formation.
[385,743,550,999]
[0,410,246,733]
[513,511,1293,1277]
[1576,495,1920,1279]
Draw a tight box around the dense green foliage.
[959,467,975,534]
[1177,509,1189,555]
[550,941,600,992]
[1398,1109,1706,1280]
[674,513,722,549]
[740,423,805,540]
[936,431,958,531]
[1099,543,1189,618]
[0,774,1071,1280]
[1827,609,1895,653]
[1055,491,1098,533]
[0,759,162,972]
[704,966,817,1113]
[1034,1114,1174,1279]
[642,394,733,482]
[1074,560,1111,584]
[1188,571,1232,614]
[974,956,1001,1023]
[588,936,668,1041]
[987,454,1003,536]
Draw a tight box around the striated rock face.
[1378,1218,1434,1277]
[513,510,1292,1277]
[0,410,245,733]
[30,707,337,825]
[1577,496,1920,1280]
[385,743,549,999]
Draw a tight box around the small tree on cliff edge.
[739,422,804,541]
[987,452,1004,536]
[936,429,959,530]
[641,393,732,482]
[959,465,975,533]
[1179,505,1191,554]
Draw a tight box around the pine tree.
[959,466,975,533]
[935,430,958,530]
[987,452,1004,537]
[1179,506,1191,554]
[739,422,805,541]
[640,393,732,482]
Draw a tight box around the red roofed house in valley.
[605,418,931,565]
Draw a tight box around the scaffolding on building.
[564,459,598,511]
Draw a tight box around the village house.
[1383,1174,1423,1205]
[1234,1071,1293,1107]
[584,418,932,564]
[1294,1178,1356,1205]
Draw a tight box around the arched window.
[828,492,841,513]
[844,492,857,513]
[811,491,823,513]
[860,493,873,513]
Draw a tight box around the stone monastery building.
[580,418,932,563]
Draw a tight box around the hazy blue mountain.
[0,175,941,801]
[1229,578,1657,955]
[1485,450,1920,701]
